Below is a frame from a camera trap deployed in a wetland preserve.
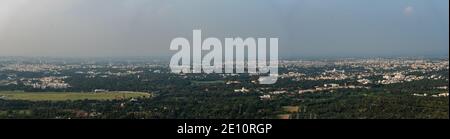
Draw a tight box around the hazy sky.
[0,0,448,57]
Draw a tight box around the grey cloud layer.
[0,0,448,57]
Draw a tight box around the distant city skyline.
[0,0,448,57]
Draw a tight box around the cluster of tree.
[1,89,448,119]
[0,91,276,119]
[289,91,449,119]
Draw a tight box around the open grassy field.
[0,91,151,101]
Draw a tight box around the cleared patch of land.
[191,80,225,85]
[282,106,300,113]
[0,91,151,101]
[277,114,291,119]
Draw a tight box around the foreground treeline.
[1,90,448,119]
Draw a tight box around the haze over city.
[0,0,448,57]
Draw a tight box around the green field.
[0,91,151,101]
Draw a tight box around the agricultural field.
[0,91,151,101]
